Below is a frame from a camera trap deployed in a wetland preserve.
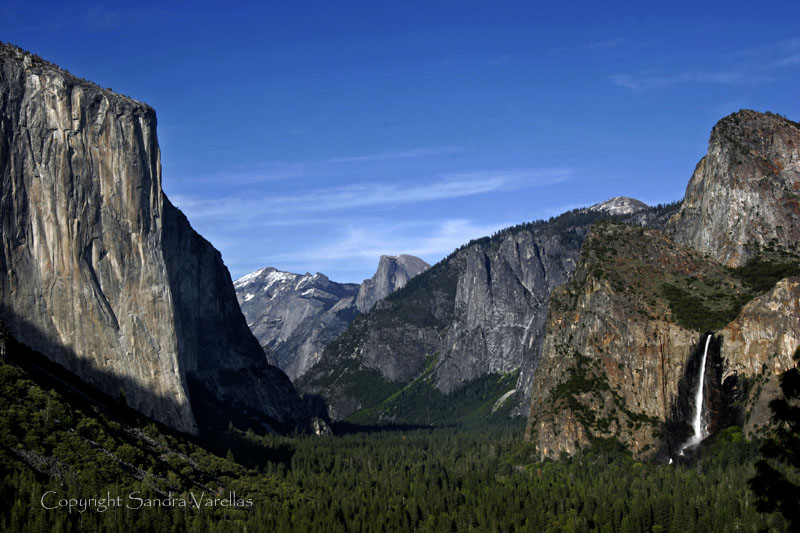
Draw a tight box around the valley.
[1,38,798,532]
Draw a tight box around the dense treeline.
[0,337,789,532]
[245,427,787,532]
[660,252,800,333]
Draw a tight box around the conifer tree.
[749,347,800,529]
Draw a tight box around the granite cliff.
[0,43,311,435]
[355,254,430,313]
[667,110,800,266]
[526,111,800,459]
[299,202,678,422]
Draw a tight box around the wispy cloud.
[248,218,514,270]
[730,37,800,67]
[485,55,511,67]
[609,70,772,90]
[774,53,800,67]
[610,37,799,91]
[551,37,626,54]
[584,37,626,50]
[328,146,463,164]
[170,145,465,186]
[171,168,571,224]
[203,164,308,186]
[767,39,800,68]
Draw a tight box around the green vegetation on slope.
[0,333,789,532]
[302,204,681,427]
[662,253,800,332]
[347,356,519,427]
[660,281,751,333]
[729,254,800,293]
[573,221,800,334]
[0,337,302,532]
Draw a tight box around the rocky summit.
[0,43,311,435]
[587,196,649,216]
[299,200,678,422]
[234,254,429,381]
[526,110,800,459]
[355,254,431,313]
[667,110,800,267]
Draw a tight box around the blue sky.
[3,1,799,282]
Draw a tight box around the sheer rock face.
[527,112,800,459]
[525,224,718,458]
[0,44,310,435]
[161,205,312,434]
[435,231,575,394]
[719,277,800,436]
[355,255,430,313]
[667,110,800,266]
[235,268,359,381]
[300,204,678,421]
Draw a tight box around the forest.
[0,338,792,532]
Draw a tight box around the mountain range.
[294,110,800,461]
[233,254,429,381]
[2,41,798,463]
[297,198,679,422]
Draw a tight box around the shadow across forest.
[330,420,441,435]
[0,307,296,470]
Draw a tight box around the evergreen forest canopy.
[0,332,793,532]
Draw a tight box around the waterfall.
[679,334,712,456]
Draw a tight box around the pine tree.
[749,347,800,529]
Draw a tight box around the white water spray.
[679,334,712,456]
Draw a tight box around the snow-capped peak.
[234,267,271,288]
[588,196,649,215]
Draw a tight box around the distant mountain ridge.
[235,269,360,380]
[235,255,430,381]
[587,196,649,215]
[298,198,679,422]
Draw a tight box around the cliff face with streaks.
[0,43,310,435]
[524,223,749,457]
[526,111,800,459]
[667,110,800,266]
[300,203,678,422]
